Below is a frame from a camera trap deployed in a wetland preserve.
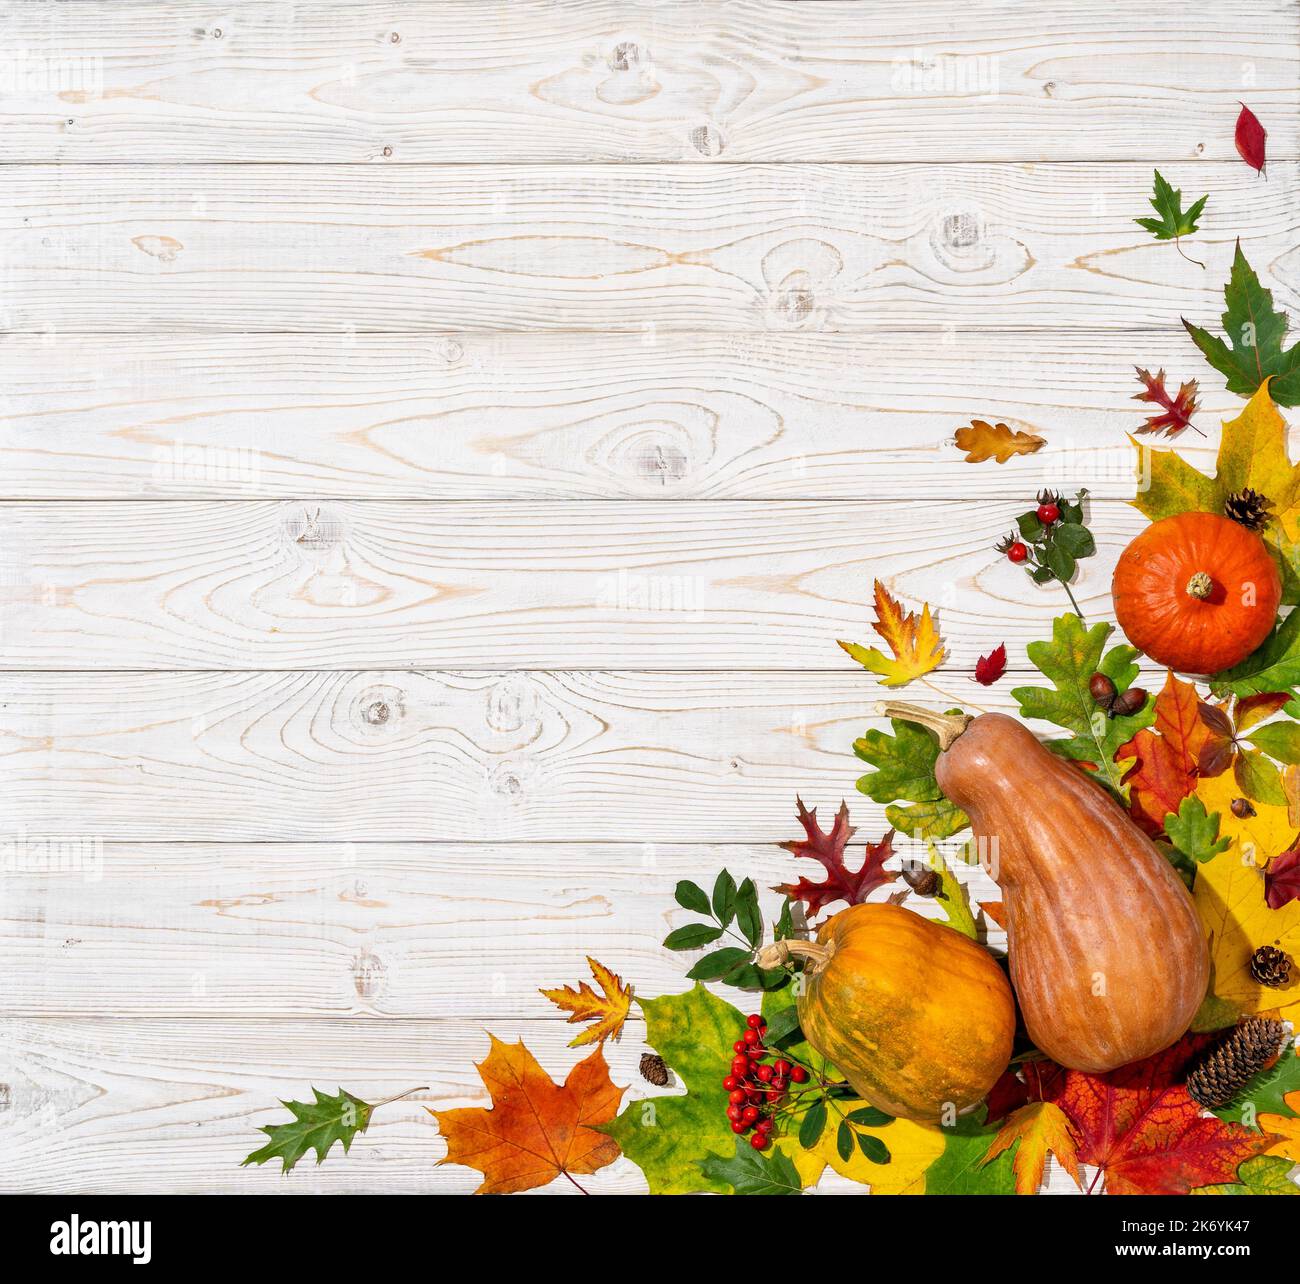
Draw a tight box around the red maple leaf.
[1235,103,1267,173]
[985,1058,1068,1123]
[1266,841,1300,909]
[974,643,1007,686]
[1133,367,1200,437]
[1117,726,1196,836]
[1055,1035,1270,1195]
[775,798,895,916]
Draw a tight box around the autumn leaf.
[1135,169,1207,266]
[539,956,633,1048]
[1194,845,1300,1030]
[1235,103,1267,174]
[243,1087,377,1174]
[923,1110,1017,1193]
[1183,247,1300,406]
[775,798,895,917]
[984,1060,1069,1124]
[1133,368,1200,437]
[1119,726,1196,835]
[1265,840,1300,909]
[980,1101,1081,1195]
[1194,1155,1299,1194]
[1055,1036,1271,1194]
[954,420,1044,464]
[432,1037,623,1194]
[854,713,969,840]
[1165,794,1231,865]
[1154,670,1212,768]
[1261,1090,1300,1161]
[1213,1045,1300,1131]
[925,842,978,940]
[974,644,1007,686]
[1195,765,1296,866]
[980,900,1007,929]
[1012,613,1153,795]
[699,1138,803,1195]
[839,579,945,688]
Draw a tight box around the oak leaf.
[776,798,895,917]
[539,956,632,1047]
[854,713,969,840]
[954,420,1044,464]
[839,579,945,688]
[432,1037,623,1194]
[1056,1036,1271,1194]
[243,1087,375,1174]
[980,1101,1082,1194]
[1133,367,1200,437]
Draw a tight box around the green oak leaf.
[599,984,805,1194]
[1212,1048,1300,1132]
[926,841,979,940]
[242,1087,373,1173]
[924,1109,1016,1194]
[1212,609,1300,696]
[1192,1155,1300,1195]
[1011,614,1153,794]
[1183,243,1300,405]
[1135,169,1207,243]
[854,713,969,840]
[699,1137,803,1195]
[1164,795,1231,865]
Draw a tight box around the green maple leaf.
[1211,1050,1300,1132]
[924,1109,1016,1194]
[1183,243,1300,405]
[698,1137,803,1195]
[1011,614,1153,795]
[1135,169,1208,243]
[598,984,807,1194]
[1164,795,1231,865]
[243,1087,373,1173]
[854,714,969,840]
[1193,1155,1300,1195]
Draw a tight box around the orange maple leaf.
[838,579,945,688]
[1055,1036,1270,1195]
[539,956,633,1047]
[1118,726,1196,835]
[953,420,1045,464]
[1152,670,1211,769]
[980,1100,1082,1194]
[431,1037,624,1194]
[1259,1089,1300,1161]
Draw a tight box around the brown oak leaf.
[1133,367,1200,437]
[776,798,896,916]
[431,1037,623,1194]
[954,419,1045,463]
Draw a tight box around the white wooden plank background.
[1,0,1296,1197]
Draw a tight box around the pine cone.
[1250,945,1293,989]
[1224,487,1274,531]
[639,1052,669,1086]
[1185,1017,1286,1108]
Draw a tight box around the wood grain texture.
[0,841,1003,1018]
[1,163,1295,333]
[2,0,1295,164]
[0,497,1149,669]
[0,330,1242,499]
[0,670,1034,842]
[0,1015,1083,1193]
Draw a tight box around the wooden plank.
[0,330,1241,499]
[0,671,1101,842]
[0,1015,1085,1194]
[1,163,1294,333]
[1,1,1295,163]
[0,841,1004,1018]
[0,498,1148,669]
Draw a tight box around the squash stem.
[878,702,972,751]
[755,938,836,975]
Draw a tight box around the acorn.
[1088,673,1117,706]
[900,861,941,897]
[1231,797,1257,819]
[1109,686,1148,718]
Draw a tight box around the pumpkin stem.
[1185,571,1214,600]
[879,701,973,751]
[755,938,836,976]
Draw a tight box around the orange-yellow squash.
[767,902,1015,1122]
[896,704,1212,1073]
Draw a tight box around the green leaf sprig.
[996,489,1095,620]
[665,870,792,990]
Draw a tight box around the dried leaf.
[1134,367,1200,437]
[1266,842,1300,909]
[979,1101,1082,1195]
[839,580,945,688]
[776,798,896,917]
[431,1037,623,1194]
[1119,726,1197,835]
[954,420,1044,464]
[974,643,1007,686]
[539,956,633,1047]
[979,900,1007,929]
[1236,103,1267,174]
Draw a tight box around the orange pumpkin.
[1112,511,1280,674]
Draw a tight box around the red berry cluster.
[1000,494,1061,563]
[722,1013,810,1150]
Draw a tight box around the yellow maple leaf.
[979,1101,1082,1195]
[1195,772,1296,867]
[539,957,632,1047]
[786,1106,946,1194]
[953,420,1045,464]
[1193,847,1300,1029]
[839,579,945,688]
[1260,1090,1300,1162]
